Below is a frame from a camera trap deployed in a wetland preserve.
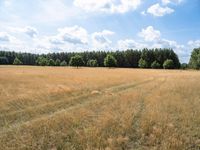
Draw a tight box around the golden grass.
[0,66,200,149]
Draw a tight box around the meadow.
[0,66,200,150]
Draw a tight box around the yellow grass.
[0,66,200,150]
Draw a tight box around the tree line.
[0,48,181,69]
[189,48,200,69]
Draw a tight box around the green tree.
[55,59,61,66]
[48,59,55,66]
[151,61,161,69]
[189,48,200,69]
[124,50,141,68]
[69,55,84,68]
[60,61,67,66]
[138,58,148,68]
[113,51,126,67]
[104,54,117,68]
[163,59,174,69]
[181,63,188,70]
[36,56,49,66]
[0,48,181,69]
[0,57,8,65]
[13,57,23,65]
[87,59,98,67]
[140,49,154,68]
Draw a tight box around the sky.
[0,0,200,63]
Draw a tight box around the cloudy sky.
[0,0,199,62]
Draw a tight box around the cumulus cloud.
[0,31,28,52]
[147,3,174,17]
[73,0,141,13]
[27,25,91,53]
[162,0,183,5]
[92,30,114,49]
[136,26,188,62]
[24,27,38,38]
[0,32,12,42]
[9,26,38,38]
[188,40,200,49]
[49,25,88,45]
[155,39,184,50]
[34,0,80,23]
[0,32,20,44]
[159,40,188,62]
[138,26,161,42]
[117,39,147,50]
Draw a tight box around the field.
[0,66,200,150]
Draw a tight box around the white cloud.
[162,0,171,5]
[4,26,112,53]
[92,30,114,49]
[34,0,80,23]
[141,11,147,16]
[117,39,147,49]
[0,32,11,42]
[188,40,200,48]
[137,26,188,62]
[157,40,188,63]
[8,26,38,38]
[29,26,90,53]
[147,3,174,17]
[156,39,184,50]
[4,0,12,7]
[24,27,38,38]
[138,26,161,42]
[73,0,141,13]
[0,32,20,44]
[0,31,28,52]
[49,26,88,45]
[162,0,183,5]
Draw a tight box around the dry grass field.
[0,66,200,150]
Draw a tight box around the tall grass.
[0,66,199,149]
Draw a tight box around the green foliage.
[0,57,8,65]
[181,63,188,70]
[151,61,161,69]
[138,58,148,68]
[69,55,84,68]
[60,61,67,66]
[0,48,180,69]
[189,48,200,69]
[55,59,61,66]
[36,57,49,66]
[141,49,154,67]
[124,50,141,68]
[87,59,98,67]
[104,54,117,68]
[113,51,127,67]
[13,57,23,65]
[48,59,55,66]
[163,59,174,69]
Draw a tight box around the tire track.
[127,77,167,149]
[0,78,156,132]
[0,77,154,116]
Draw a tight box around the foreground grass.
[0,66,199,149]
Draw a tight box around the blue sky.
[0,0,199,63]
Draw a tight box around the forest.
[0,48,181,69]
[0,47,199,69]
